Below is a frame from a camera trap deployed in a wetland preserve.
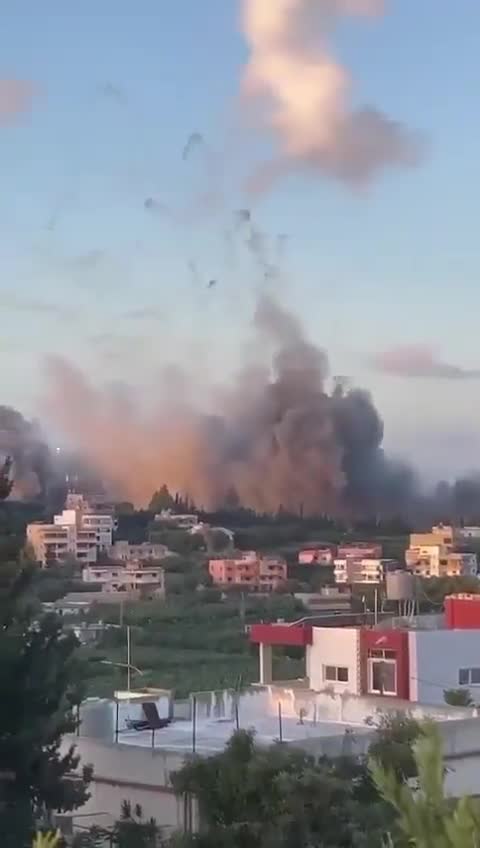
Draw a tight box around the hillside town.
[0,485,475,839]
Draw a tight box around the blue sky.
[1,0,479,478]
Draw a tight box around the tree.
[149,486,174,513]
[0,543,91,845]
[72,801,163,848]
[371,724,480,848]
[0,456,13,501]
[170,728,392,848]
[444,688,474,708]
[367,712,424,781]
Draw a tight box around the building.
[294,587,352,613]
[82,560,165,597]
[209,552,287,591]
[460,527,480,541]
[154,509,199,530]
[109,541,170,563]
[64,493,116,548]
[250,593,480,705]
[405,525,477,577]
[27,495,116,566]
[337,542,383,559]
[27,521,98,566]
[298,547,334,565]
[334,557,399,584]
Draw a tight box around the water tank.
[386,570,415,601]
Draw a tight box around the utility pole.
[127,625,131,692]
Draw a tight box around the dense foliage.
[0,497,91,847]
[372,725,480,848]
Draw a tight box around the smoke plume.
[369,345,480,380]
[0,407,51,499]
[43,294,416,516]
[240,0,422,192]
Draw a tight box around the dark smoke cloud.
[0,407,51,500]
[369,345,480,380]
[41,294,419,517]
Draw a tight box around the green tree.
[149,486,175,513]
[444,688,474,708]
[368,712,424,781]
[371,725,480,848]
[170,729,391,848]
[73,801,163,848]
[0,543,91,845]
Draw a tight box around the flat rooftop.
[118,714,370,754]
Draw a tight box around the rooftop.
[79,684,473,757]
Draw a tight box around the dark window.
[325,666,336,681]
[472,668,480,685]
[337,667,349,682]
[459,668,469,686]
[371,660,396,695]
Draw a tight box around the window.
[368,659,396,695]
[323,665,349,683]
[459,668,480,685]
[368,649,396,660]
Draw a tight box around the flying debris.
[234,208,251,226]
[144,197,169,216]
[98,82,127,105]
[182,132,203,161]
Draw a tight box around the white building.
[82,561,165,597]
[460,527,480,541]
[154,510,199,529]
[27,495,115,566]
[109,541,170,563]
[334,557,399,584]
[27,521,98,566]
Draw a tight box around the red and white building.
[250,594,480,705]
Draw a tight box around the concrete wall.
[307,627,360,694]
[62,735,194,832]
[409,629,480,704]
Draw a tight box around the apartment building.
[405,525,477,578]
[298,547,334,565]
[27,522,98,566]
[109,541,170,563]
[209,552,287,591]
[27,494,115,566]
[82,560,165,597]
[334,557,399,584]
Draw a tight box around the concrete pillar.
[259,643,273,684]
